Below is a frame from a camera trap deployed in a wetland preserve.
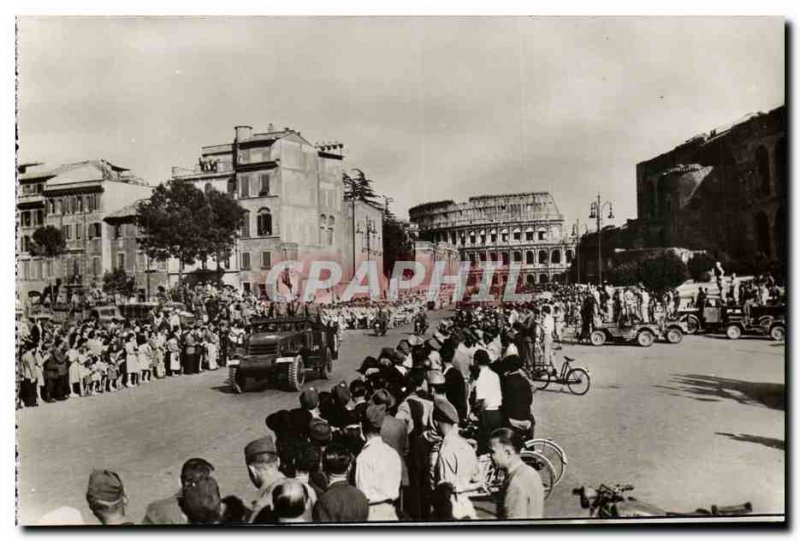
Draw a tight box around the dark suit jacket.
[502,371,533,421]
[443,365,468,422]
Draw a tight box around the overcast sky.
[17,16,784,228]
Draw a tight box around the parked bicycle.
[529,356,591,395]
[574,484,752,518]
[458,422,568,500]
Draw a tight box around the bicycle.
[528,355,590,395]
[459,423,568,500]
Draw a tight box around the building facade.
[171,124,383,298]
[17,160,153,300]
[635,105,786,265]
[408,192,577,285]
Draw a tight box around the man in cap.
[396,339,414,372]
[244,435,286,522]
[354,404,402,521]
[432,399,479,519]
[85,469,131,525]
[425,336,443,371]
[142,457,215,525]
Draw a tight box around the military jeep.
[229,316,338,393]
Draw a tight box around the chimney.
[235,125,253,141]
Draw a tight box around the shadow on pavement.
[658,374,785,411]
[716,432,785,451]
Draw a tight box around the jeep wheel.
[286,355,306,391]
[770,325,785,342]
[318,348,332,380]
[666,327,683,344]
[725,324,742,340]
[636,329,655,347]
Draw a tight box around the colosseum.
[408,192,577,285]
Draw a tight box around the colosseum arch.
[551,249,561,264]
[539,274,549,284]
[538,250,547,265]
[565,249,574,263]
[525,250,535,265]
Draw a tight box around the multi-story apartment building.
[17,160,153,300]
[171,124,383,298]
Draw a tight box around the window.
[34,210,43,226]
[21,211,31,227]
[257,208,272,236]
[77,196,83,213]
[551,250,561,264]
[501,252,510,266]
[223,256,230,270]
[227,179,236,196]
[327,216,335,245]
[92,257,101,277]
[526,230,534,241]
[32,260,41,280]
[21,235,30,252]
[75,224,82,240]
[116,253,125,270]
[526,251,534,265]
[501,229,509,243]
[470,232,476,245]
[479,252,487,262]
[538,231,546,241]
[566,250,574,263]
[55,199,62,214]
[241,211,250,238]
[490,231,497,243]
[93,223,102,239]
[261,251,272,269]
[513,229,521,241]
[21,260,29,280]
[259,174,270,196]
[242,282,251,293]
[513,251,522,262]
[239,175,250,198]
[239,149,250,164]
[241,252,251,270]
[538,250,547,264]
[64,225,72,240]
[319,214,327,244]
[114,224,122,239]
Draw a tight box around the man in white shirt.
[541,306,555,367]
[472,349,504,453]
[355,404,402,521]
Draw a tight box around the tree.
[136,179,245,280]
[201,188,246,269]
[382,206,414,278]
[30,225,66,301]
[637,251,689,293]
[102,267,135,300]
[343,168,379,203]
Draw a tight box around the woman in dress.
[205,327,219,371]
[67,342,82,397]
[137,333,153,384]
[152,330,166,379]
[166,332,181,376]
[124,333,139,387]
[183,328,198,375]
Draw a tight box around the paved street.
[17,312,784,524]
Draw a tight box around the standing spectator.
[85,469,133,525]
[313,444,369,523]
[355,404,402,521]
[489,428,544,520]
[166,332,181,376]
[501,356,534,437]
[245,435,286,522]
[262,479,311,524]
[20,343,38,407]
[143,458,215,525]
[124,333,139,387]
[184,328,198,375]
[472,349,504,452]
[180,477,224,525]
[432,400,478,519]
[441,347,468,423]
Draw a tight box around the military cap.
[371,388,396,410]
[363,403,386,430]
[86,469,125,503]
[299,387,319,410]
[432,399,459,425]
[244,435,277,462]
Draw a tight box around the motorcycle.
[573,484,752,518]
[414,318,428,335]
[373,318,387,336]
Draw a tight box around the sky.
[16,16,784,229]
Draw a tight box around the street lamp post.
[589,194,614,285]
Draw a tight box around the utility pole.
[589,194,614,285]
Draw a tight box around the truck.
[229,316,339,393]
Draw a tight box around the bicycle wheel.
[531,368,551,391]
[521,450,556,500]
[524,439,567,486]
[566,368,591,395]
